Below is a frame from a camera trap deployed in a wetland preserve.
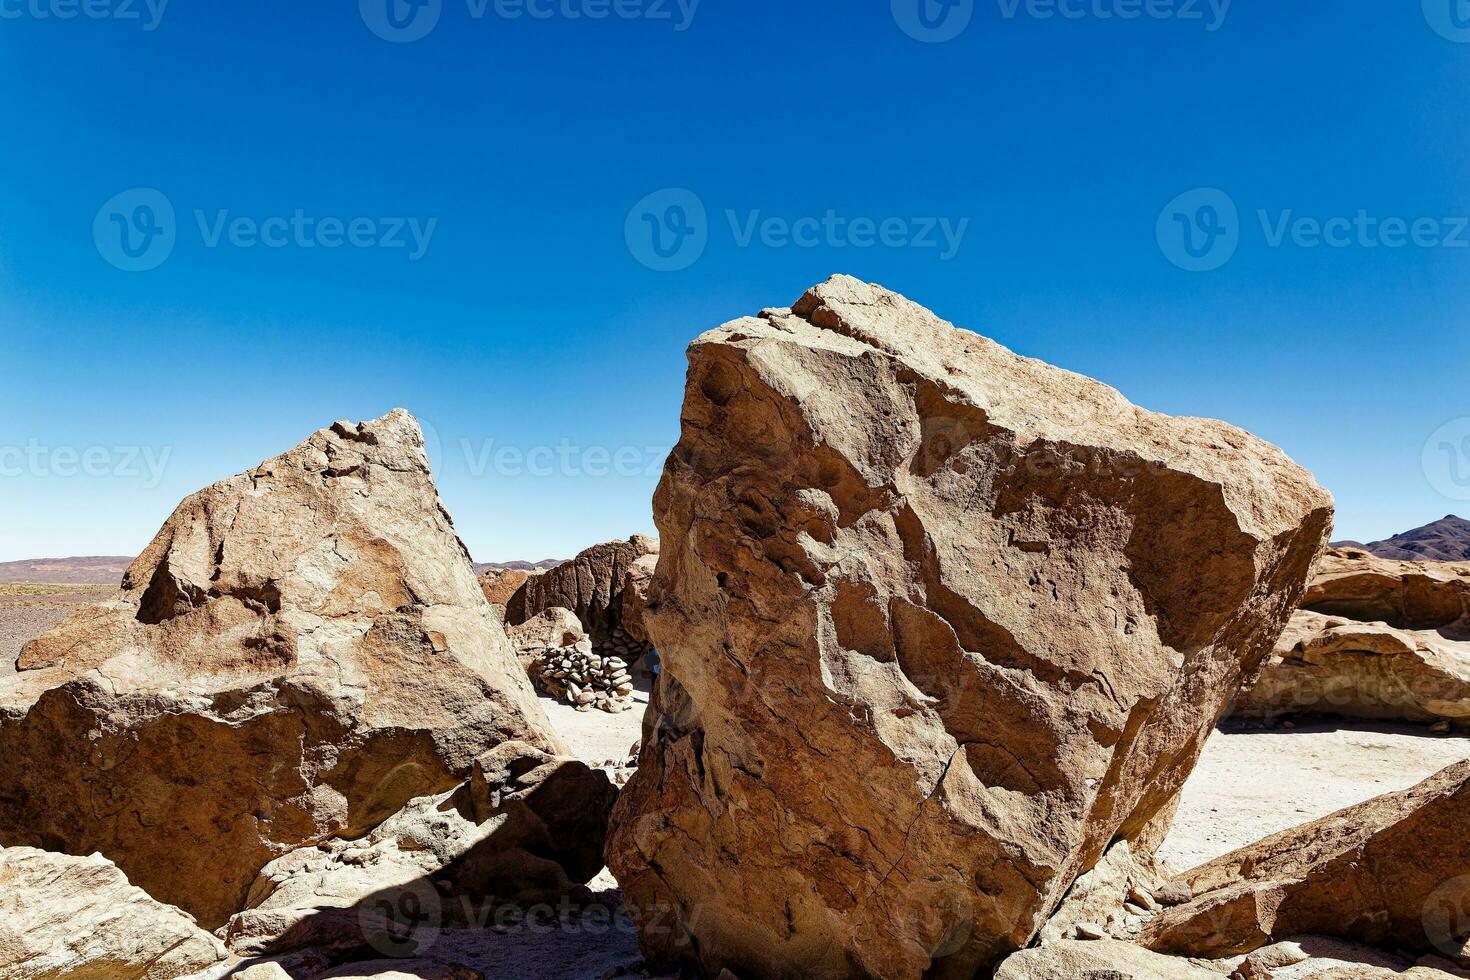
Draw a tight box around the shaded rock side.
[1140,760,1470,960]
[0,410,561,929]
[606,276,1334,979]
[503,536,658,652]
[225,742,617,958]
[1236,547,1470,722]
[0,845,227,979]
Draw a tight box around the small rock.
[1075,922,1106,940]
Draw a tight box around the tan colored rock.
[508,536,658,651]
[224,742,616,958]
[506,606,586,655]
[1236,548,1470,723]
[0,845,226,979]
[479,568,531,612]
[605,276,1334,979]
[993,939,1222,979]
[620,551,659,646]
[1140,760,1470,960]
[0,411,562,929]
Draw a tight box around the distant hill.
[471,558,563,575]
[0,556,134,585]
[1332,515,1470,563]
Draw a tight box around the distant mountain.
[472,558,564,575]
[0,556,134,585]
[1332,515,1470,563]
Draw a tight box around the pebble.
[1075,922,1106,940]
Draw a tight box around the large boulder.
[502,536,658,659]
[225,742,617,958]
[1236,547,1470,723]
[0,845,226,979]
[1140,759,1470,960]
[0,411,562,929]
[606,276,1334,979]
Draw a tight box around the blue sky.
[1,0,1467,563]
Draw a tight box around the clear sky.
[2,0,1467,563]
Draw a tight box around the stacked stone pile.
[529,637,636,713]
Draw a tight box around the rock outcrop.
[225,742,616,958]
[606,276,1334,978]
[1236,547,1470,723]
[0,845,227,979]
[1140,760,1470,960]
[0,411,562,929]
[500,536,658,663]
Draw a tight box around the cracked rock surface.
[0,410,562,929]
[605,276,1334,979]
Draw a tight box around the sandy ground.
[0,584,110,674]
[1158,719,1470,873]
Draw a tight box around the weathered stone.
[225,742,616,957]
[505,536,658,652]
[480,568,531,613]
[993,939,1222,979]
[620,550,659,646]
[1140,760,1470,959]
[0,845,226,979]
[606,276,1333,978]
[506,606,586,656]
[0,411,562,928]
[1236,547,1470,723]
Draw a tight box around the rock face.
[1140,760,1470,960]
[0,845,227,979]
[1236,547,1470,723]
[225,742,617,958]
[0,411,562,929]
[606,276,1334,979]
[502,536,658,661]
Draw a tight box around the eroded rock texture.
[0,845,226,979]
[503,536,658,655]
[1236,547,1470,723]
[606,276,1333,979]
[0,410,561,929]
[225,742,616,958]
[1140,760,1470,960]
